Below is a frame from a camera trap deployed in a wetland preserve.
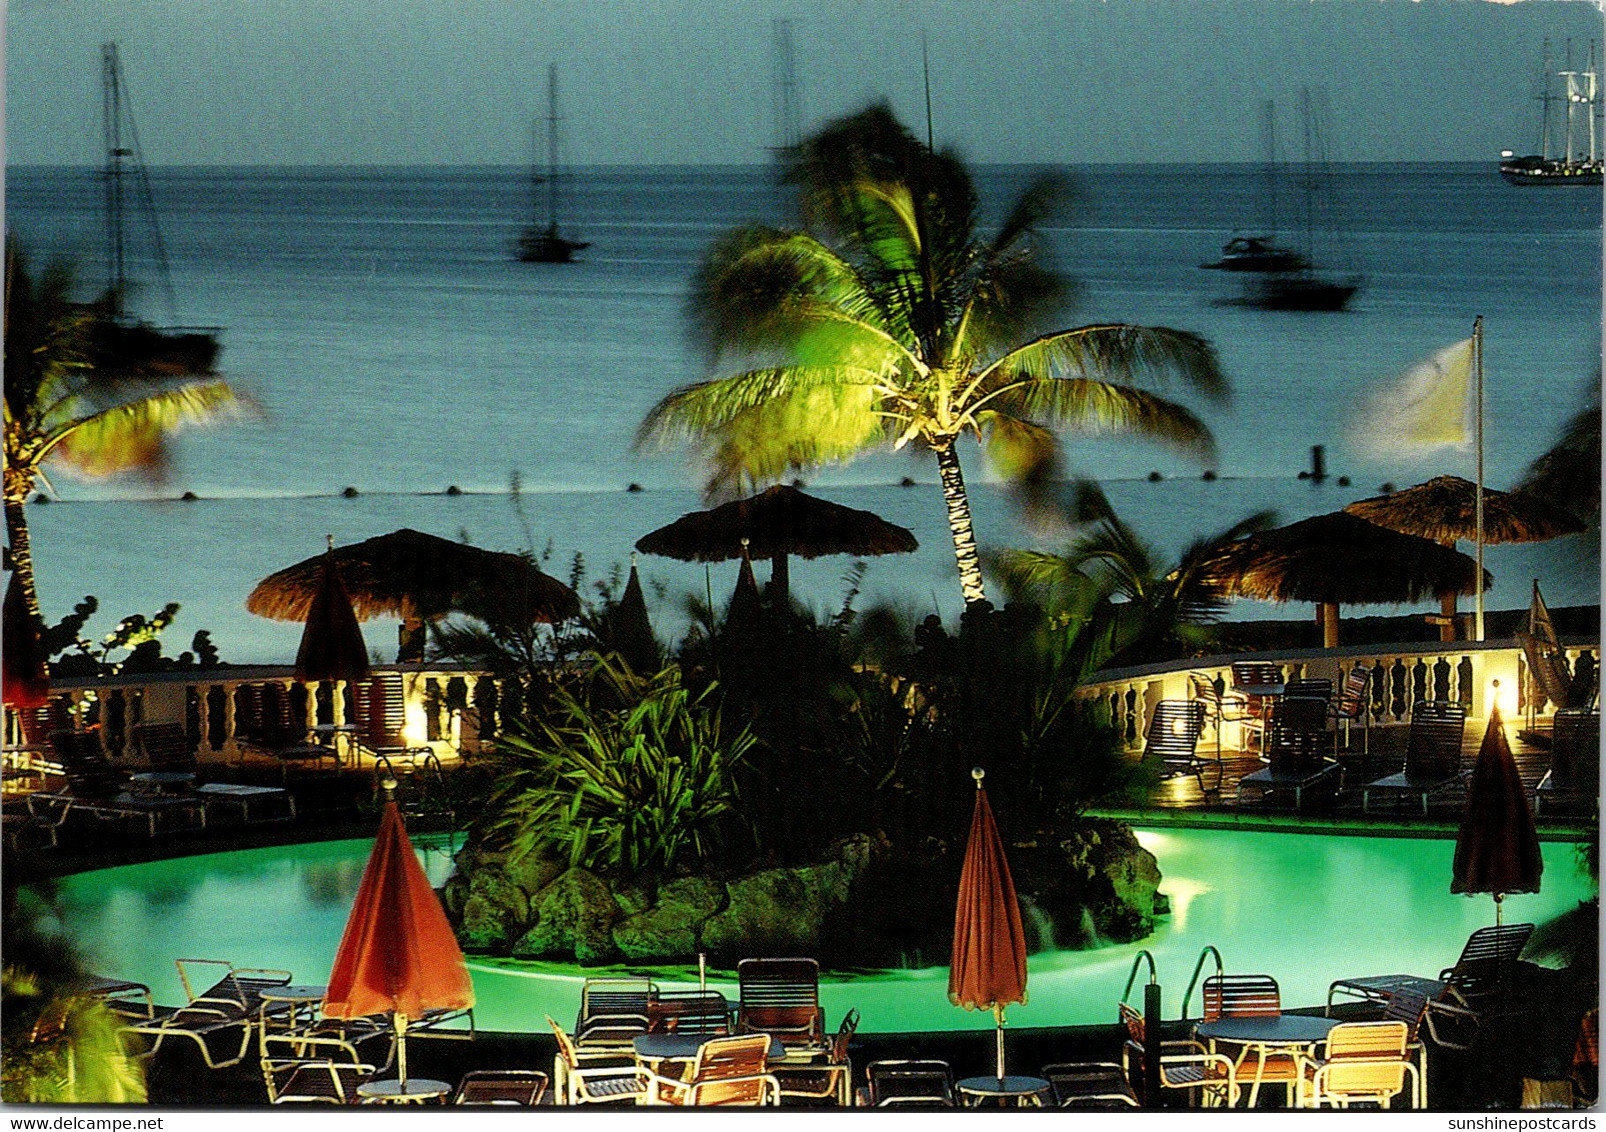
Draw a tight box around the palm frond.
[984,323,1228,402]
[46,379,252,479]
[979,376,1217,463]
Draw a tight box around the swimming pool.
[44,828,1594,1035]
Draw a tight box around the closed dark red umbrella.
[1452,704,1544,925]
[322,791,475,1086]
[2,571,49,710]
[949,768,1028,1079]
[294,546,372,684]
[603,556,659,675]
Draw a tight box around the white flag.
[1352,337,1475,457]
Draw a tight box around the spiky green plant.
[637,105,1226,608]
[482,657,756,874]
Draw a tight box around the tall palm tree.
[638,105,1227,607]
[4,244,246,629]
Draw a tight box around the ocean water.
[6,163,1600,663]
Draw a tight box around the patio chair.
[857,1059,956,1107]
[134,722,297,824]
[235,683,339,778]
[1327,922,1534,1051]
[1236,698,1342,809]
[1330,664,1375,754]
[1380,987,1432,1107]
[1189,672,1253,759]
[1294,1020,1416,1109]
[776,1008,858,1106]
[1119,1003,1238,1108]
[1362,700,1468,814]
[736,957,825,1050]
[547,1015,645,1105]
[451,1068,550,1105]
[1284,677,1333,705]
[640,1032,780,1107]
[30,730,208,838]
[1230,660,1284,751]
[352,673,434,773]
[648,989,733,1036]
[1040,1060,1139,1107]
[1144,699,1220,793]
[1536,709,1599,815]
[259,1029,377,1104]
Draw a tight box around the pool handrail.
[1120,950,1159,1008]
[1179,945,1225,1021]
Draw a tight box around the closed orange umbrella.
[2,571,49,710]
[1452,704,1544,925]
[322,789,474,1086]
[949,768,1028,1079]
[294,542,371,684]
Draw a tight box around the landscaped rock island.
[441,818,1166,967]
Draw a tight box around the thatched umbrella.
[635,484,918,602]
[248,528,579,662]
[1199,511,1489,647]
[1345,476,1584,640]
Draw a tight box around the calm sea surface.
[6,163,1600,663]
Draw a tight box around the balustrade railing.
[1078,639,1597,753]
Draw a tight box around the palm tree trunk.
[3,467,45,629]
[934,442,988,608]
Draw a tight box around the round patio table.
[1196,1015,1341,1107]
[357,1077,451,1104]
[956,1075,1052,1107]
[257,983,328,1031]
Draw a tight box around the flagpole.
[1473,316,1485,642]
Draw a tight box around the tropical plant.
[2,883,146,1104]
[480,657,756,874]
[637,104,1226,607]
[3,243,246,631]
[1518,387,1600,528]
[993,480,1274,667]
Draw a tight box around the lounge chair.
[857,1059,956,1107]
[736,957,825,1051]
[235,684,339,777]
[546,1015,646,1105]
[29,731,207,839]
[1119,1003,1238,1108]
[1236,697,1342,809]
[776,1008,858,1106]
[123,958,293,1070]
[83,976,155,1022]
[1144,699,1220,793]
[1536,709,1599,815]
[133,722,297,824]
[451,1069,550,1105]
[1327,922,1534,1051]
[1294,1020,1417,1109]
[639,1032,780,1107]
[1362,701,1468,814]
[1040,1060,1140,1107]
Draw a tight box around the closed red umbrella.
[1452,704,1544,925]
[2,571,49,710]
[322,789,474,1086]
[949,767,1028,1079]
[294,544,372,684]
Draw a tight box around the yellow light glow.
[1487,678,1514,718]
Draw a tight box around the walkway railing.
[1078,638,1598,752]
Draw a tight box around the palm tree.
[638,105,1226,607]
[4,244,245,629]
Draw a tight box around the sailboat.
[518,64,589,263]
[1500,40,1603,187]
[92,43,222,375]
[1201,102,1309,273]
[1229,91,1362,312]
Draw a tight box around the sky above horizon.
[6,0,1605,166]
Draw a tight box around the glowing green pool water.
[46,828,1594,1035]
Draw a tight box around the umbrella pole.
[994,1003,1006,1080]
[1493,892,1504,928]
[395,1011,408,1087]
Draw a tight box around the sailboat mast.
[1260,100,1278,237]
[546,63,560,233]
[102,43,127,320]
